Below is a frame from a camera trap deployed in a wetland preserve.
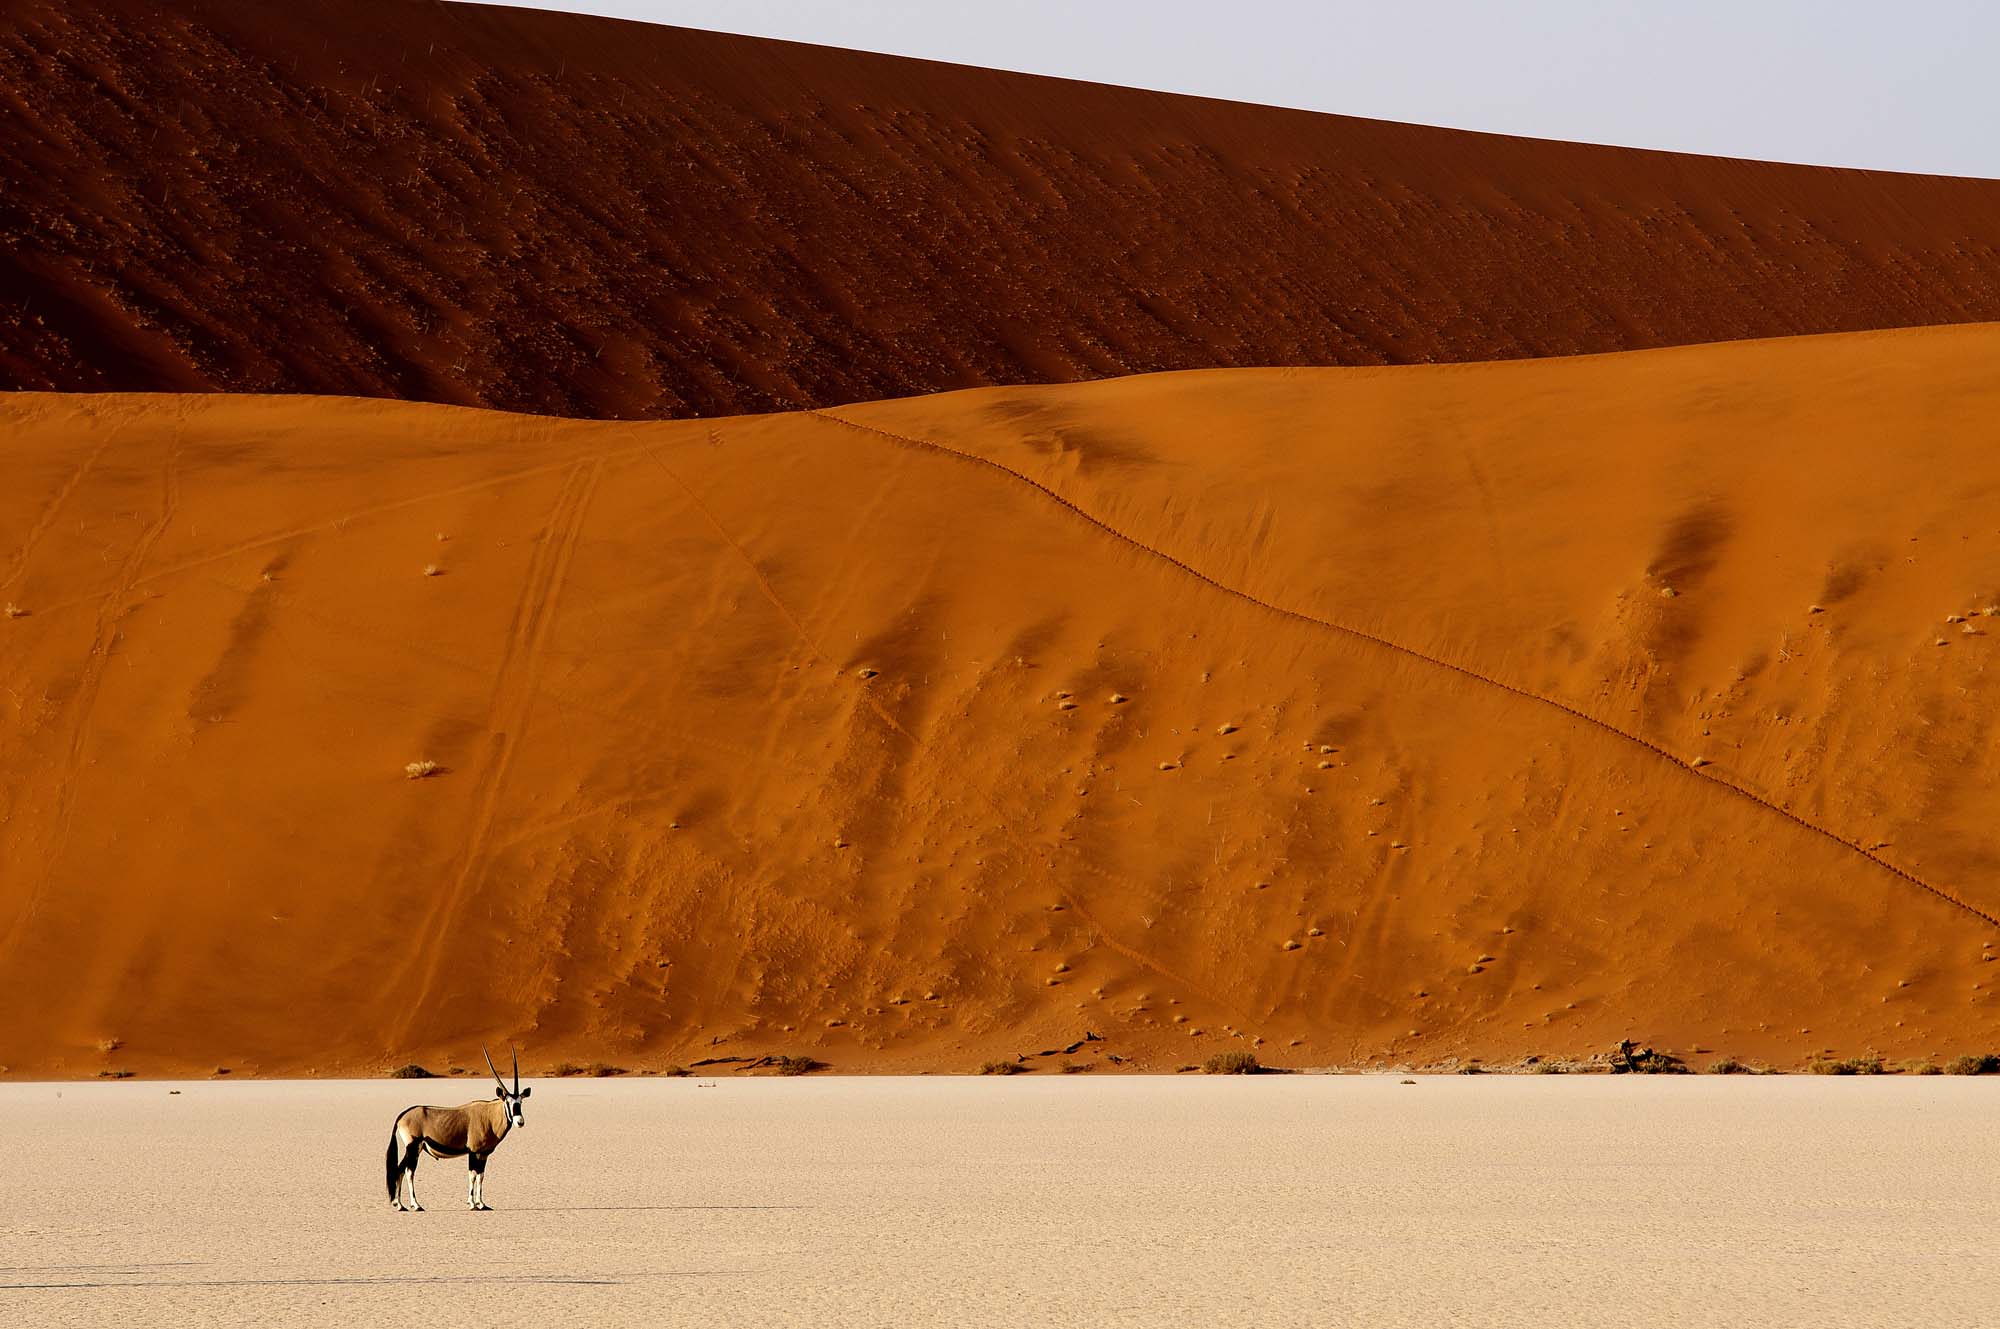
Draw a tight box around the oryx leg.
[393,1122,426,1212]
[469,1153,490,1210]
[401,1140,425,1212]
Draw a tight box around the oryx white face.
[484,1044,530,1126]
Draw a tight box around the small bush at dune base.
[773,1055,825,1076]
[1203,1050,1260,1075]
[980,1060,1027,1075]
[549,1062,629,1078]
[387,1064,437,1079]
[1945,1054,2000,1075]
[1807,1056,1884,1075]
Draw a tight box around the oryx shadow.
[504,1203,811,1213]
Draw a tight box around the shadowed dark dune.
[5,0,2000,418]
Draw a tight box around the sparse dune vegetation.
[11,325,2000,1074]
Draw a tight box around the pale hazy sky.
[484,0,1999,178]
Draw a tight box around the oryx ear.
[518,1086,531,1098]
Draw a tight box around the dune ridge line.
[811,407,2000,935]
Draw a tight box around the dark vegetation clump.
[387,1064,437,1079]
[1708,1058,1750,1074]
[1807,1056,1884,1075]
[772,1055,825,1076]
[1203,1050,1261,1075]
[1610,1040,1689,1074]
[660,1065,693,1077]
[98,1068,134,1079]
[549,1062,629,1078]
[1059,1061,1094,1074]
[980,1060,1028,1075]
[1946,1054,2000,1076]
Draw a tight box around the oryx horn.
[484,1044,506,1093]
[511,1044,520,1095]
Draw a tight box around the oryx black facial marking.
[384,1044,531,1212]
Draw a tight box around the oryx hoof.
[471,1202,492,1211]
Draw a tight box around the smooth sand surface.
[11,0,2000,415]
[9,326,2000,1077]
[4,1076,1998,1327]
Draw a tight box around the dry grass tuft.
[773,1055,825,1076]
[404,760,441,780]
[2,603,27,618]
[980,1060,1028,1075]
[422,564,443,577]
[95,1037,122,1054]
[98,1068,134,1079]
[1059,1061,1094,1074]
[1945,1053,2000,1075]
[386,1063,438,1079]
[1203,1050,1261,1075]
[1807,1055,1884,1075]
[549,1062,629,1078]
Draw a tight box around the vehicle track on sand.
[812,409,2000,936]
[392,459,603,1041]
[1,421,121,593]
[1,436,181,961]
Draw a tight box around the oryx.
[385,1046,530,1212]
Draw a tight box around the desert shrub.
[1611,1042,1689,1074]
[773,1055,825,1076]
[98,1068,134,1079]
[1808,1056,1884,1075]
[661,1065,692,1077]
[387,1064,437,1079]
[404,760,441,780]
[1709,1058,1749,1074]
[548,1062,628,1078]
[1059,1061,1093,1074]
[980,1060,1027,1075]
[1203,1050,1260,1075]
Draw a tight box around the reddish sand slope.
[5,325,2000,1077]
[7,1,2000,420]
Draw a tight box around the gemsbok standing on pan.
[385,1046,531,1212]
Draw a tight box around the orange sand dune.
[5,324,2000,1077]
[8,0,2000,418]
